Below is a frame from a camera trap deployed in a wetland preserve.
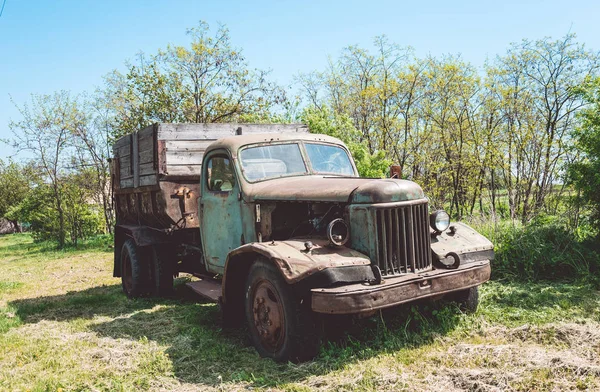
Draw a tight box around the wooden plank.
[119,168,132,179]
[166,150,204,165]
[119,154,132,179]
[120,177,134,188]
[138,124,155,139]
[138,132,154,154]
[139,174,157,187]
[139,162,156,176]
[165,140,212,152]
[113,135,131,149]
[157,123,309,140]
[115,144,130,158]
[133,132,139,188]
[139,149,155,165]
[164,164,202,176]
[118,154,131,170]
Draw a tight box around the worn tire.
[121,239,150,298]
[450,286,479,313]
[151,245,174,297]
[245,259,320,362]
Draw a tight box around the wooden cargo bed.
[112,123,308,229]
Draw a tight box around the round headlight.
[327,218,349,246]
[430,210,450,233]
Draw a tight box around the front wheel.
[449,286,480,313]
[244,259,320,362]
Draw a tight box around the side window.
[206,156,235,192]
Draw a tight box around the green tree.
[104,54,187,139]
[489,34,599,222]
[7,178,103,244]
[568,77,600,237]
[106,21,287,138]
[10,91,82,247]
[0,160,38,232]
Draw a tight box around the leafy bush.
[7,182,104,246]
[471,217,600,283]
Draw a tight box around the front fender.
[430,222,494,267]
[225,239,371,284]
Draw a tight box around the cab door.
[200,150,243,274]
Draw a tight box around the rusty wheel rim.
[122,252,133,294]
[251,279,285,353]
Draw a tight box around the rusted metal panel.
[115,180,199,229]
[224,239,371,285]
[116,224,171,247]
[430,222,494,258]
[311,261,491,314]
[186,279,221,302]
[157,139,167,174]
[244,177,425,204]
[349,199,432,278]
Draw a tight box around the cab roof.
[205,133,348,155]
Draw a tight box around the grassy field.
[1,234,600,391]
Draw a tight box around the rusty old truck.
[111,123,493,362]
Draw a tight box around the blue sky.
[1,0,599,159]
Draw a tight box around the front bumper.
[311,260,491,314]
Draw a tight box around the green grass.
[1,233,599,391]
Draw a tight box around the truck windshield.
[305,143,355,176]
[240,143,308,181]
[240,142,356,182]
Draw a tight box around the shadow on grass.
[5,278,468,388]
[8,279,596,389]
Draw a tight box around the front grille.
[374,202,432,276]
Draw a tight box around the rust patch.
[311,261,491,314]
[224,239,371,285]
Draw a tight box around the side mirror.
[389,165,402,179]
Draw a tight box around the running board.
[186,279,222,302]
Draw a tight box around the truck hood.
[245,176,425,204]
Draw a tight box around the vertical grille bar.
[386,210,394,274]
[393,209,402,273]
[414,204,422,270]
[406,206,416,272]
[416,204,424,270]
[400,209,408,272]
[379,210,389,274]
[373,201,432,276]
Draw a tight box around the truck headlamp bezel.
[327,218,349,247]
[430,210,450,233]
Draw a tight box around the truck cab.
[112,124,493,362]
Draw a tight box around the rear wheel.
[244,259,320,362]
[121,239,150,298]
[151,245,174,297]
[449,286,479,313]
